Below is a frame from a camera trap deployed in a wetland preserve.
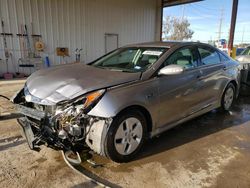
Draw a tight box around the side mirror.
[158,65,184,76]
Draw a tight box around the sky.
[163,0,250,44]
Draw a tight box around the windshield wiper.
[107,68,124,72]
[94,65,135,73]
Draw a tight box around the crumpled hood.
[26,63,141,104]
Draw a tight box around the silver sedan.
[13,42,240,163]
[236,46,250,63]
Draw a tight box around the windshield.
[91,47,167,72]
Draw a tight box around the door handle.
[146,93,154,99]
[197,69,204,80]
[197,74,203,80]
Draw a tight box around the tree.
[162,16,194,41]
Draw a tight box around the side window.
[219,52,230,62]
[198,47,221,65]
[164,48,198,69]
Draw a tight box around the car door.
[157,46,203,127]
[196,45,225,109]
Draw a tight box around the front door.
[158,46,203,127]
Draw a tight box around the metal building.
[0,0,163,75]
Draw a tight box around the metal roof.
[163,0,203,7]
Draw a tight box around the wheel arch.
[227,79,238,97]
[221,79,238,97]
[116,105,153,134]
[230,79,238,90]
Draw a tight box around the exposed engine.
[54,105,85,141]
[13,87,111,156]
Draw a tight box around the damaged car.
[12,42,240,163]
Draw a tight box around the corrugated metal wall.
[0,0,159,76]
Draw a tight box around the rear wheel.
[105,110,147,163]
[220,83,235,111]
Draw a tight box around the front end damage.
[12,87,112,156]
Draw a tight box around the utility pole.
[217,8,224,41]
[241,27,245,44]
[228,0,239,55]
[181,5,186,21]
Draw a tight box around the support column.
[155,0,163,41]
[228,0,239,57]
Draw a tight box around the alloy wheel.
[224,87,234,110]
[114,117,143,155]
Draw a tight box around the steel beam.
[163,0,203,7]
[228,0,239,55]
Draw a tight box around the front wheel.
[104,110,147,163]
[220,83,235,111]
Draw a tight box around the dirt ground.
[1,80,250,188]
[87,95,250,188]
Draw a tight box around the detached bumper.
[16,105,46,121]
[18,117,38,150]
[17,117,71,151]
[15,103,113,155]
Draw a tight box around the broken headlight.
[24,86,55,105]
[54,89,105,141]
[77,89,105,111]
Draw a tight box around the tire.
[220,83,236,112]
[104,109,147,163]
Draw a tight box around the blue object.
[219,39,226,45]
[45,56,50,67]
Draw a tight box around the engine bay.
[12,87,112,156]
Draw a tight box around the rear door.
[196,45,225,108]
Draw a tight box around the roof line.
[163,0,203,8]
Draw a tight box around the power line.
[190,27,211,31]
[192,3,221,11]
[242,27,245,43]
[235,30,250,33]
[187,4,217,18]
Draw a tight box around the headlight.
[82,89,105,109]
[71,89,105,113]
[54,89,105,117]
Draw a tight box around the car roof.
[123,41,206,49]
